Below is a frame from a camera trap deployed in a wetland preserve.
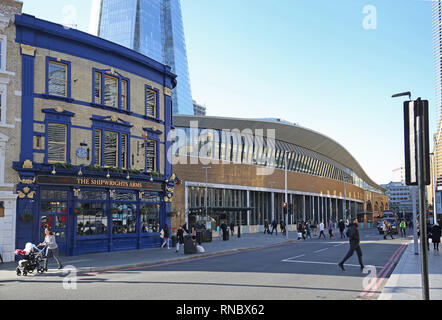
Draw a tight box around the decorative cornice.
[20,44,36,56]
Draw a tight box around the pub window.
[103,130,118,167]
[48,61,68,97]
[146,88,156,118]
[141,193,160,233]
[112,192,137,234]
[104,74,118,107]
[121,79,128,110]
[146,139,157,172]
[47,123,67,163]
[0,36,5,71]
[76,191,108,236]
[94,72,101,104]
[121,133,128,169]
[94,129,101,166]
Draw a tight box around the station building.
[13,13,178,256]
[170,115,389,234]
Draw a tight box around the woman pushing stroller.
[38,227,63,270]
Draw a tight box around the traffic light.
[283,202,287,214]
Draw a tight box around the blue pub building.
[13,14,177,255]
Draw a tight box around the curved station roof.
[173,115,385,193]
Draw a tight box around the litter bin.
[205,229,212,242]
[184,235,197,254]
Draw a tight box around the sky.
[21,0,435,186]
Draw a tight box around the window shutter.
[146,139,156,172]
[94,129,101,166]
[146,89,156,117]
[47,123,67,162]
[104,131,118,167]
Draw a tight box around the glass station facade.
[98,0,193,115]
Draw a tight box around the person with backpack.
[338,218,364,272]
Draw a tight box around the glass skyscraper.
[94,0,193,115]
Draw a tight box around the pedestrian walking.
[399,220,407,238]
[38,227,63,270]
[176,226,185,253]
[299,221,306,240]
[328,220,335,239]
[161,224,170,249]
[338,219,346,239]
[384,221,394,239]
[338,218,364,271]
[271,219,278,235]
[280,220,286,236]
[306,221,312,239]
[221,221,228,241]
[230,221,235,236]
[264,219,270,234]
[431,223,441,251]
[318,221,326,239]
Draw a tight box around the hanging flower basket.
[21,211,33,222]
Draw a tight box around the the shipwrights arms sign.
[36,176,163,192]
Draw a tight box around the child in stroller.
[14,242,46,276]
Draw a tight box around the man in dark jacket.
[338,219,346,239]
[221,221,228,241]
[338,218,364,271]
[271,220,278,235]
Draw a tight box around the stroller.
[14,242,46,276]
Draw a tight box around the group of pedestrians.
[263,219,286,235]
[297,219,346,240]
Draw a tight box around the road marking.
[283,254,306,261]
[314,248,329,253]
[358,241,408,298]
[333,243,346,247]
[281,260,383,268]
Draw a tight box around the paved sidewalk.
[379,239,442,300]
[0,231,299,278]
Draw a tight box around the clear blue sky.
[22,0,435,185]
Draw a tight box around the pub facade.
[13,14,177,255]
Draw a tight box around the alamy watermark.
[62,265,77,290]
[362,5,377,30]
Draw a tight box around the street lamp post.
[284,152,288,239]
[431,152,437,224]
[203,166,211,230]
[344,176,348,221]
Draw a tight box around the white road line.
[281,260,383,268]
[314,248,329,253]
[333,243,346,247]
[281,254,306,262]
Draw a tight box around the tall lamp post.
[431,152,437,224]
[203,166,211,230]
[284,152,289,239]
